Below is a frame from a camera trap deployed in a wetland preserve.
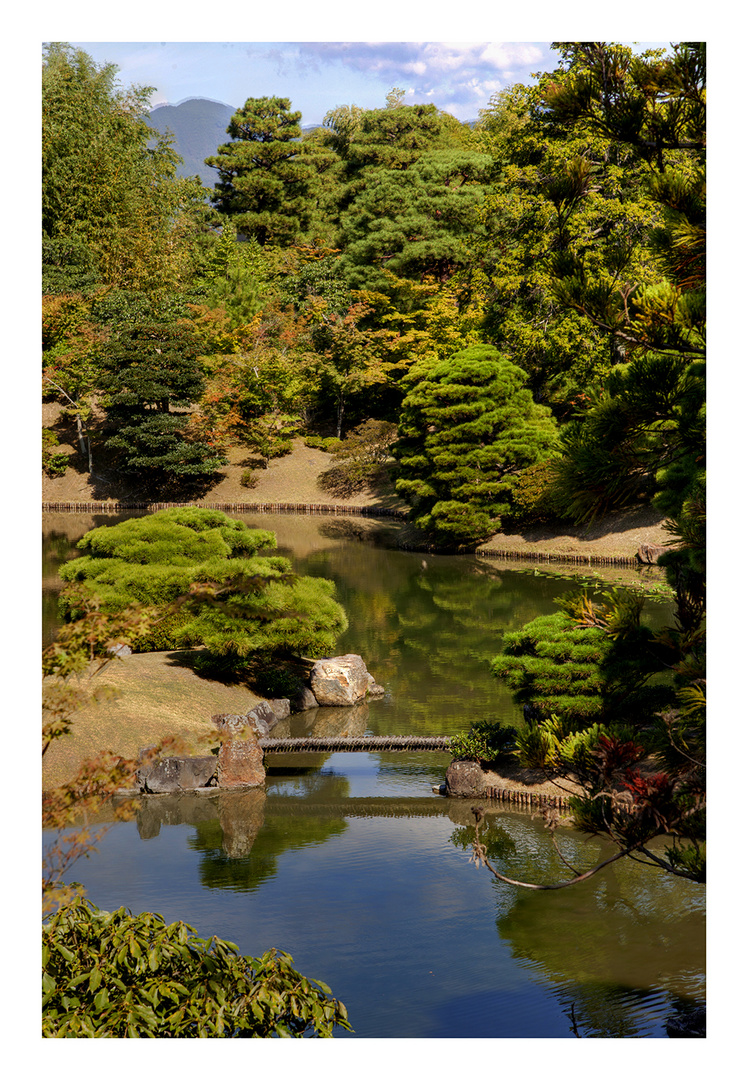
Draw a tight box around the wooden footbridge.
[258,735,451,753]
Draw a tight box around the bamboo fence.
[42,500,408,519]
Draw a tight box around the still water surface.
[43,513,704,1038]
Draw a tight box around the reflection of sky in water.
[52,751,705,1039]
[43,515,695,1039]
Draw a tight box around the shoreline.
[42,498,670,568]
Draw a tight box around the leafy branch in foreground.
[43,898,352,1038]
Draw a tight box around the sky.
[66,40,672,126]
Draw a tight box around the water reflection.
[453,812,705,1039]
[42,513,693,1038]
[57,753,703,1039]
[43,513,673,741]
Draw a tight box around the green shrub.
[43,896,352,1038]
[513,715,563,768]
[43,428,70,477]
[46,452,70,478]
[304,435,343,453]
[448,720,517,763]
[240,469,259,489]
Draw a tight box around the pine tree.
[206,97,313,245]
[394,345,558,546]
[58,509,348,670]
[96,315,225,485]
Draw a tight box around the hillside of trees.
[42,38,707,916]
[43,40,704,549]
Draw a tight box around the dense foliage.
[57,508,348,669]
[43,898,351,1038]
[394,345,558,544]
[42,41,707,891]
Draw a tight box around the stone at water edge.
[291,686,319,712]
[246,699,288,737]
[637,543,669,564]
[212,713,265,788]
[310,654,383,706]
[136,755,217,794]
[445,759,488,797]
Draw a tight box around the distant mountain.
[148,98,237,189]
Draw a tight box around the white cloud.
[286,41,555,119]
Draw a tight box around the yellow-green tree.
[42,42,205,295]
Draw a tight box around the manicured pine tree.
[58,508,348,670]
[394,345,559,546]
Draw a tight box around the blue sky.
[66,40,672,126]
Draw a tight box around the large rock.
[246,701,282,738]
[445,759,487,798]
[216,735,265,788]
[136,755,217,794]
[212,713,265,788]
[310,654,372,706]
[267,698,291,722]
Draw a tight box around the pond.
[42,512,704,1039]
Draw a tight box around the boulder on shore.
[212,713,265,788]
[136,755,217,794]
[445,760,487,797]
[637,543,669,564]
[310,654,381,706]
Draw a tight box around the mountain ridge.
[147,97,322,188]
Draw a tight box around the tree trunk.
[76,415,93,473]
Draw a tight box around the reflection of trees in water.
[300,546,573,733]
[458,813,705,1038]
[188,772,351,893]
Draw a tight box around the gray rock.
[311,654,371,706]
[291,686,319,712]
[107,642,132,657]
[445,759,487,797]
[137,756,217,794]
[266,698,291,721]
[246,701,281,738]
